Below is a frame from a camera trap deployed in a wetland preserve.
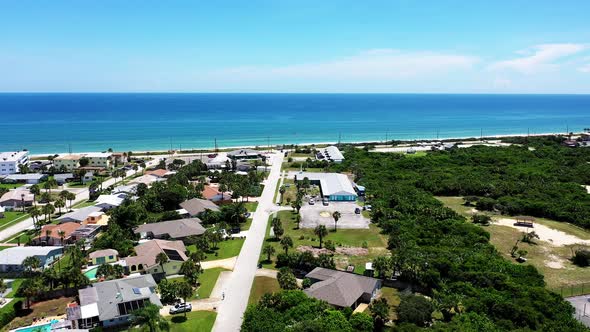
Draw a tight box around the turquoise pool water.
[84,266,98,280]
[12,320,58,332]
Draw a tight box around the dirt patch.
[544,254,565,269]
[297,245,369,257]
[495,218,590,247]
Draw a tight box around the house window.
[108,255,113,259]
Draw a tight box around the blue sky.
[1,1,590,93]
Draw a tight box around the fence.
[552,283,590,298]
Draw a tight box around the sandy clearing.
[585,185,590,194]
[495,218,590,247]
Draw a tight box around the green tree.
[42,203,56,223]
[22,255,41,276]
[349,312,374,332]
[262,244,276,262]
[131,303,170,332]
[272,218,284,240]
[370,297,391,330]
[66,191,76,210]
[373,256,392,279]
[280,236,293,255]
[30,184,40,205]
[396,294,433,327]
[20,277,46,308]
[314,225,328,249]
[180,259,202,286]
[277,267,298,290]
[155,252,169,273]
[54,198,65,214]
[175,280,194,318]
[332,211,341,231]
[279,185,286,204]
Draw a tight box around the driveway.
[212,152,284,332]
[566,295,590,327]
[299,202,370,229]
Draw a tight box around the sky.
[1,1,590,93]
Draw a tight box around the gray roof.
[179,198,220,216]
[78,274,161,321]
[294,172,357,197]
[0,246,63,265]
[135,218,206,239]
[57,206,102,222]
[54,173,75,181]
[304,268,380,308]
[89,249,119,259]
[4,173,47,181]
[323,146,344,161]
[227,149,261,158]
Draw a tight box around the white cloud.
[488,43,586,74]
[213,49,479,80]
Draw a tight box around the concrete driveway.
[299,201,370,229]
[566,295,590,327]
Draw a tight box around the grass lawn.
[259,211,389,273]
[6,279,24,298]
[72,200,96,208]
[0,211,29,232]
[244,202,258,212]
[437,196,590,296]
[242,218,253,231]
[66,182,89,188]
[187,238,245,261]
[379,287,401,321]
[170,267,228,299]
[248,276,280,305]
[0,183,24,190]
[167,310,217,332]
[7,229,38,244]
[4,296,74,331]
[0,246,11,251]
[404,151,428,158]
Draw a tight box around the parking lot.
[566,295,590,327]
[299,201,370,229]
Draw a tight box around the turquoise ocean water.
[0,93,589,154]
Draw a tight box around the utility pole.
[214,138,218,153]
[338,132,341,147]
[267,136,270,152]
[436,129,440,140]
[480,128,483,141]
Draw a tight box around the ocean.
[0,93,589,155]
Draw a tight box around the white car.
[169,302,192,314]
[309,198,315,205]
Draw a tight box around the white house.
[0,151,29,175]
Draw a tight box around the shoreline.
[28,131,582,158]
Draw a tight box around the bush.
[572,249,590,267]
[361,241,368,249]
[472,214,492,225]
[397,294,434,327]
[324,240,336,251]
[349,312,374,332]
[302,278,312,289]
[476,197,497,211]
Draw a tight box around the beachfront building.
[294,172,357,201]
[54,152,113,171]
[123,239,187,277]
[89,249,119,266]
[67,275,162,329]
[0,189,34,210]
[227,148,262,160]
[321,146,345,163]
[303,267,381,309]
[134,218,206,240]
[0,246,63,272]
[54,154,82,171]
[0,151,29,175]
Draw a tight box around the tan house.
[123,239,187,277]
[54,155,82,171]
[33,222,81,246]
[0,189,34,210]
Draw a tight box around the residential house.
[85,211,109,226]
[0,206,4,219]
[128,174,160,186]
[293,172,357,201]
[32,222,81,246]
[54,154,83,171]
[70,224,103,243]
[57,206,103,223]
[0,189,34,210]
[0,246,63,272]
[54,152,112,171]
[112,183,138,195]
[304,267,381,309]
[3,173,48,185]
[179,197,220,217]
[54,173,75,185]
[321,146,345,163]
[0,151,29,175]
[67,275,162,329]
[94,194,126,211]
[89,249,119,266]
[82,171,94,184]
[134,218,206,240]
[144,169,172,178]
[202,185,230,203]
[123,239,187,277]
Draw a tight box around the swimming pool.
[84,266,98,280]
[11,320,58,332]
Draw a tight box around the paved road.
[212,152,284,332]
[0,157,162,242]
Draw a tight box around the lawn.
[170,267,228,299]
[259,210,389,273]
[7,229,38,244]
[379,286,401,321]
[437,196,590,296]
[0,183,24,190]
[244,202,258,212]
[0,246,11,251]
[187,238,245,261]
[6,279,24,298]
[72,200,96,208]
[66,182,89,188]
[242,218,253,231]
[167,310,217,332]
[0,211,29,232]
[248,276,280,305]
[4,296,74,331]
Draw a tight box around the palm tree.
[295,214,301,229]
[155,252,169,274]
[280,236,293,255]
[21,277,45,309]
[54,198,65,215]
[22,256,41,276]
[262,244,276,262]
[59,190,69,201]
[45,229,53,246]
[279,185,286,204]
[332,211,341,232]
[42,203,55,223]
[28,206,41,230]
[131,303,169,332]
[57,229,66,246]
[30,184,40,206]
[47,178,57,194]
[175,281,194,318]
[66,192,76,210]
[314,225,328,249]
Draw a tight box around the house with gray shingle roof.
[67,274,161,329]
[134,218,206,240]
[179,198,219,217]
[304,267,381,309]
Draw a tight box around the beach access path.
[212,151,284,332]
[0,157,162,242]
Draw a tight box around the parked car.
[244,212,251,218]
[364,205,372,211]
[169,302,192,314]
[322,199,329,206]
[309,198,315,205]
[354,207,361,214]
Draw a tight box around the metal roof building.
[322,146,345,163]
[293,172,357,201]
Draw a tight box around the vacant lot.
[248,276,280,305]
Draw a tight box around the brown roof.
[179,198,220,216]
[36,222,81,241]
[89,249,119,259]
[124,239,187,269]
[145,169,168,178]
[202,186,221,200]
[134,218,206,239]
[304,268,380,308]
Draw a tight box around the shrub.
[324,240,336,251]
[572,249,590,267]
[471,214,492,225]
[361,241,368,249]
[397,294,434,327]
